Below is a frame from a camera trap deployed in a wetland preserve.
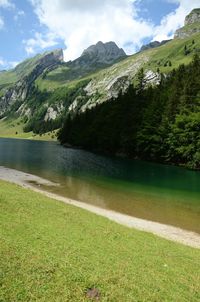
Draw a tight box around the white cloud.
[153,0,200,41]
[0,58,6,66]
[0,16,4,29]
[27,0,200,60]
[0,57,20,69]
[29,0,154,61]
[9,61,20,68]
[0,0,14,9]
[23,32,58,55]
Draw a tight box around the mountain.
[175,8,200,39]
[0,41,128,132]
[0,49,63,116]
[65,41,127,80]
[80,41,126,64]
[185,8,200,25]
[0,9,200,144]
[0,42,127,116]
[140,40,171,52]
[57,9,200,170]
[58,54,200,170]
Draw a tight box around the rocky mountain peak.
[0,49,64,116]
[185,8,200,26]
[36,49,64,69]
[174,8,200,39]
[13,49,63,77]
[81,41,126,64]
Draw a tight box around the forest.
[58,54,200,170]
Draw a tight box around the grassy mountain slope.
[30,33,200,128]
[175,21,200,39]
[35,32,200,93]
[0,52,56,89]
[0,70,17,86]
[0,24,200,139]
[145,32,200,72]
[58,54,200,169]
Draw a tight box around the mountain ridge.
[0,49,64,116]
[140,40,171,52]
[175,8,200,39]
[185,8,200,25]
[0,9,200,140]
[81,41,126,63]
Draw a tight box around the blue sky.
[0,0,199,69]
[135,0,178,25]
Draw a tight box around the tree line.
[58,55,200,170]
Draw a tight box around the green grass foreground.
[0,181,199,301]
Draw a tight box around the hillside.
[58,54,200,170]
[0,9,200,140]
[0,50,63,90]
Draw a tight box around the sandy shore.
[0,166,200,249]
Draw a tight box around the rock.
[75,53,149,112]
[107,75,130,99]
[144,70,161,86]
[17,103,32,118]
[70,41,126,72]
[0,49,63,116]
[44,107,58,122]
[185,8,200,26]
[86,288,100,300]
[44,103,64,121]
[68,96,85,112]
[175,26,200,39]
[175,8,200,39]
[81,41,126,65]
[77,75,130,113]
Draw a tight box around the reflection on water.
[0,138,200,233]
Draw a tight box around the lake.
[0,138,199,233]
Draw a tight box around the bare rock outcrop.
[0,49,63,116]
[175,8,200,39]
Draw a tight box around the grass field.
[0,180,199,301]
[0,118,57,141]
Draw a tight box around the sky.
[0,0,200,70]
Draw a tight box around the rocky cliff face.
[175,8,200,39]
[185,8,200,25]
[0,43,128,121]
[71,41,126,69]
[0,49,63,116]
[68,53,150,114]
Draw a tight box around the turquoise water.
[0,138,199,233]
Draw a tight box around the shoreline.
[0,135,56,142]
[0,166,199,249]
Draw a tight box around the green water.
[0,138,199,233]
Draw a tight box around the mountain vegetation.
[0,9,200,169]
[58,54,200,170]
